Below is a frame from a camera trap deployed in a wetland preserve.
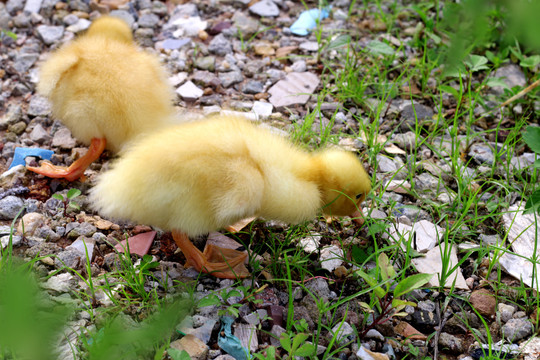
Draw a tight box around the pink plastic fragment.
[115,231,156,257]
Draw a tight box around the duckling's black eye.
[356,193,363,200]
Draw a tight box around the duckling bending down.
[28,16,176,181]
[90,116,371,279]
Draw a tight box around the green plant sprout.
[52,188,82,217]
[355,253,433,338]
[522,126,540,214]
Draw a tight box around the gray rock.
[55,249,83,269]
[498,303,516,323]
[501,318,533,342]
[511,153,536,171]
[266,68,285,83]
[176,80,203,100]
[365,329,384,341]
[195,56,216,71]
[469,143,494,164]
[291,60,307,72]
[137,0,151,9]
[36,25,65,45]
[242,80,264,94]
[138,13,160,28]
[249,0,279,17]
[244,60,265,77]
[67,237,95,261]
[219,70,243,88]
[401,103,433,121]
[305,277,330,299]
[438,332,464,354]
[0,196,24,220]
[52,128,77,149]
[0,105,23,130]
[269,325,286,347]
[415,172,441,192]
[330,321,355,345]
[8,121,26,135]
[29,124,51,144]
[232,12,259,36]
[192,70,220,88]
[63,14,80,26]
[209,34,232,56]
[299,41,319,52]
[110,10,135,27]
[393,131,417,151]
[1,234,22,248]
[27,95,51,117]
[6,0,24,14]
[67,222,97,238]
[14,13,32,28]
[68,0,89,12]
[151,1,167,15]
[489,64,527,95]
[13,53,39,73]
[376,154,399,173]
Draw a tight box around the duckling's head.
[86,16,133,44]
[315,149,371,216]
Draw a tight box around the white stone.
[42,273,75,293]
[320,245,343,272]
[172,16,207,37]
[268,72,319,108]
[251,101,273,119]
[298,233,321,253]
[176,81,203,100]
[412,244,468,290]
[500,205,540,289]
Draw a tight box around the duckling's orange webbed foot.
[27,138,106,181]
[172,230,249,279]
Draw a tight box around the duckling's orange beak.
[351,208,365,225]
[27,138,106,181]
[172,230,249,279]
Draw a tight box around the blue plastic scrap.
[9,147,54,169]
[289,7,331,36]
[218,316,249,360]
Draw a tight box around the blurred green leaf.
[524,190,540,215]
[366,40,395,56]
[520,55,540,68]
[198,294,221,308]
[168,349,191,360]
[523,126,540,153]
[67,188,81,199]
[465,54,489,72]
[393,273,434,298]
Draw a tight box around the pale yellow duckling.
[90,116,371,279]
[28,16,176,181]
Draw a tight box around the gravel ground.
[1,0,540,359]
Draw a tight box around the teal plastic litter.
[289,7,331,36]
[218,316,249,360]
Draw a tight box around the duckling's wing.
[211,157,264,227]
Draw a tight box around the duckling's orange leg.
[172,230,249,279]
[27,138,106,181]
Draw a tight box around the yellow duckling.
[28,16,176,181]
[90,116,371,279]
